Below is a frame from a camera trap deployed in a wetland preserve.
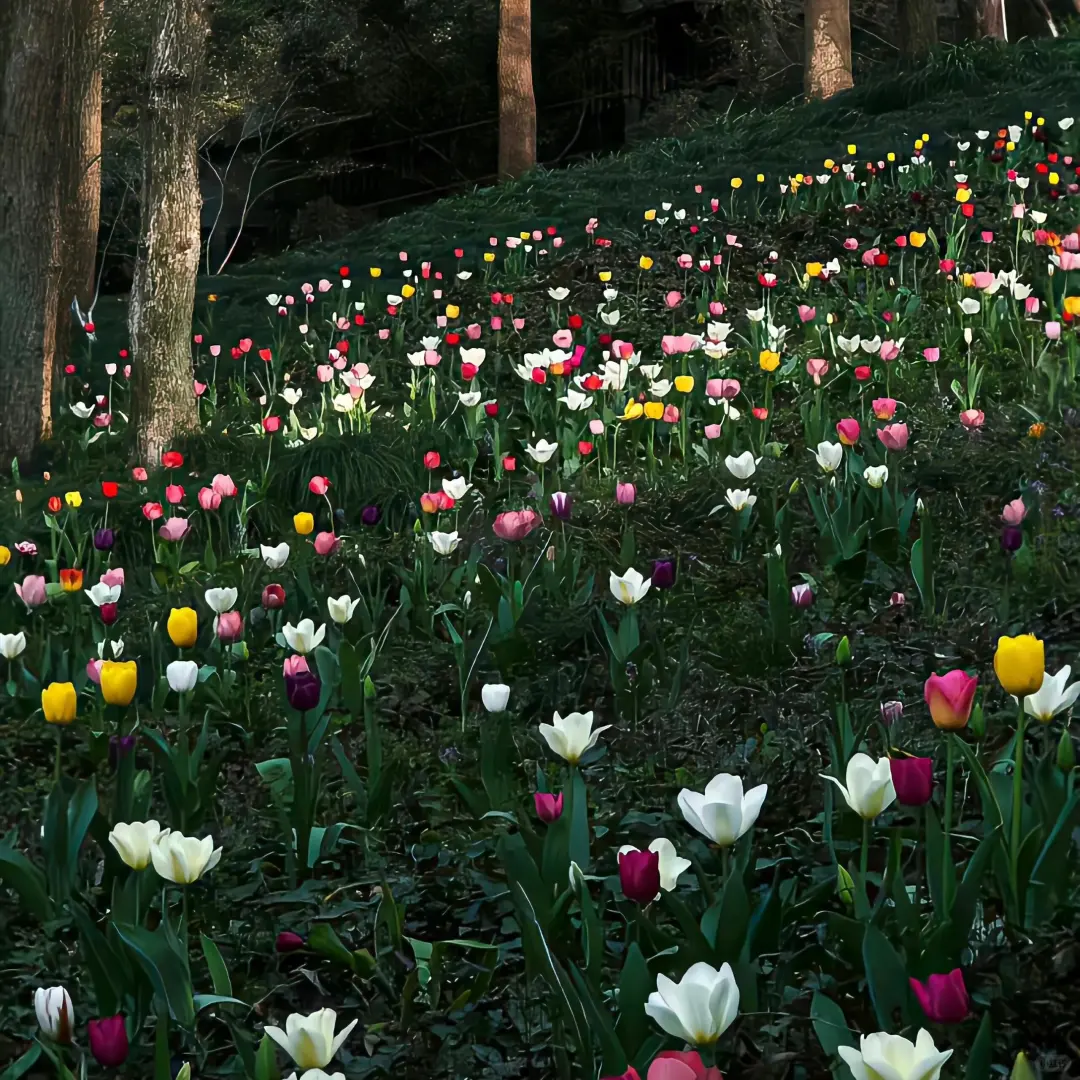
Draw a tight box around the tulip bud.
[285,671,321,712]
[533,791,564,822]
[618,849,661,904]
[262,583,286,610]
[481,683,510,712]
[790,582,814,608]
[835,635,852,667]
[969,701,986,739]
[275,931,305,953]
[88,1015,129,1067]
[1056,726,1075,772]
[836,864,854,907]
[568,860,585,894]
[34,986,74,1043]
[175,1066,192,1080]
[1009,1052,1037,1080]
[788,477,801,495]
[880,700,903,725]
[651,559,676,590]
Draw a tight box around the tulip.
[15,574,47,609]
[285,670,322,712]
[615,482,636,506]
[212,473,237,497]
[109,820,162,869]
[198,487,222,511]
[872,397,898,420]
[261,542,290,569]
[100,660,137,706]
[678,773,767,847]
[959,409,984,429]
[538,710,611,764]
[428,530,460,555]
[813,441,843,473]
[151,829,222,884]
[994,634,1044,697]
[838,1031,952,1080]
[890,757,933,806]
[158,517,190,542]
[166,660,199,694]
[910,969,969,1024]
[549,491,572,521]
[215,611,244,643]
[294,512,315,535]
[618,848,661,904]
[34,986,74,1043]
[877,423,909,451]
[645,961,740,1046]
[823,753,896,820]
[493,509,542,541]
[651,559,675,590]
[283,619,326,654]
[610,566,651,605]
[725,488,756,512]
[481,683,510,712]
[619,838,690,896]
[168,607,198,648]
[864,465,889,489]
[314,531,339,556]
[924,670,977,730]
[264,1009,358,1070]
[276,931,306,953]
[790,582,814,608]
[361,505,381,526]
[263,583,286,609]
[41,682,77,724]
[880,700,903,725]
[204,587,238,613]
[88,1014,129,1067]
[1001,526,1023,553]
[0,631,27,659]
[647,1051,723,1080]
[1023,664,1080,722]
[836,418,860,446]
[724,451,759,479]
[283,1073,344,1080]
[533,792,563,822]
[94,527,115,550]
[327,595,359,625]
[1001,498,1027,525]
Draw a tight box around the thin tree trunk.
[898,0,938,58]
[958,0,1007,37]
[0,0,69,467]
[497,0,536,180]
[804,0,854,101]
[55,0,104,379]
[129,0,208,467]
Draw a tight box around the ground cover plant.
[3,43,1080,1080]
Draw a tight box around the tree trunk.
[0,0,69,467]
[55,0,104,380]
[958,0,1007,37]
[898,0,938,58]
[497,0,536,180]
[129,0,208,467]
[804,0,854,101]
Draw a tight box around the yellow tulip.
[620,401,645,421]
[846,143,857,154]
[598,271,612,282]
[64,491,82,508]
[101,660,138,707]
[1063,296,1080,317]
[638,256,653,270]
[759,350,780,373]
[909,232,927,249]
[674,375,694,393]
[806,262,823,278]
[887,152,896,163]
[168,607,198,648]
[730,177,742,190]
[0,545,10,566]
[519,231,530,241]
[755,173,764,183]
[1049,171,1060,186]
[293,512,314,535]
[994,634,1045,697]
[644,209,656,221]
[643,401,664,420]
[369,267,381,278]
[42,682,77,724]
[823,158,835,169]
[401,284,416,299]
[445,304,460,319]
[955,188,971,204]
[483,252,495,263]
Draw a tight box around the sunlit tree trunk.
[129,0,208,466]
[898,0,938,58]
[804,0,854,101]
[55,0,105,379]
[497,0,536,180]
[0,0,68,466]
[958,0,1007,37]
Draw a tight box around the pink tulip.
[705,378,740,399]
[910,969,969,1025]
[308,475,331,496]
[872,397,897,420]
[879,340,901,362]
[1060,250,1080,271]
[194,381,207,396]
[797,304,816,322]
[15,574,47,609]
[165,484,184,505]
[490,316,503,330]
[316,365,334,382]
[1045,321,1061,340]
[209,344,221,357]
[616,482,636,506]
[101,568,125,588]
[313,531,340,556]
[283,655,310,678]
[708,301,725,316]
[1065,232,1080,252]
[552,329,573,349]
[157,517,190,542]
[923,347,940,363]
[972,271,995,290]
[843,237,859,250]
[212,474,237,497]
[1001,498,1027,525]
[93,412,111,428]
[960,409,984,429]
[493,509,542,542]
[198,487,221,511]
[215,611,244,643]
[664,290,682,308]
[661,334,698,355]
[589,418,605,435]
[648,1051,723,1080]
[513,317,525,330]
[890,591,906,606]
[1011,202,1026,218]
[836,418,860,446]
[861,247,881,267]
[924,670,978,730]
[806,358,829,385]
[704,423,722,440]
[86,658,103,684]
[877,423,909,451]
[533,792,563,822]
[465,323,482,340]
[662,404,679,423]
[1024,296,1040,315]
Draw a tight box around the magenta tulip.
[618,849,660,904]
[889,757,933,806]
[616,482,636,506]
[88,1015,129,1067]
[910,968,969,1024]
[924,670,978,730]
[836,418,861,446]
[533,792,564,822]
[276,931,305,953]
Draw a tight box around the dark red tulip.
[890,756,933,807]
[618,849,660,904]
[88,1015,129,1067]
[262,583,286,610]
[910,968,969,1024]
[276,931,305,953]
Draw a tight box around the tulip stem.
[1009,700,1027,912]
[942,734,955,911]
[860,818,870,886]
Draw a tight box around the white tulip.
[838,1029,952,1080]
[70,402,94,419]
[0,631,26,659]
[725,489,756,512]
[285,1073,345,1080]
[618,838,691,896]
[442,476,471,500]
[724,451,759,480]
[458,391,482,407]
[327,595,360,626]
[261,543,290,569]
[645,961,740,1046]
[823,753,896,821]
[166,660,199,694]
[98,638,124,659]
[264,1009,358,1070]
[87,582,121,606]
[548,287,570,300]
[525,439,558,463]
[863,465,889,489]
[678,773,767,847]
[204,587,238,614]
[960,297,981,315]
[538,710,611,764]
[151,830,222,884]
[1023,665,1080,723]
[610,567,651,605]
[560,388,594,411]
[281,387,303,406]
[34,986,74,1042]
[109,820,162,870]
[282,619,326,654]
[428,530,460,555]
[813,441,844,473]
[481,683,510,712]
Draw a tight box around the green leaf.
[862,924,912,1030]
[810,990,856,1059]
[113,922,195,1028]
[0,841,53,922]
[193,994,246,1012]
[200,934,232,997]
[614,943,651,1059]
[0,1043,41,1080]
[568,962,626,1076]
[965,1011,993,1080]
[254,1034,281,1080]
[567,769,590,871]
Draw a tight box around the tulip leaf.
[965,1011,993,1080]
[862,924,913,1030]
[568,962,626,1077]
[0,1042,41,1080]
[113,922,195,1028]
[480,713,516,811]
[254,1034,281,1080]
[568,769,590,871]
[948,828,1001,955]
[70,902,124,1016]
[1027,789,1080,924]
[810,990,856,1060]
[0,838,53,922]
[193,993,246,1012]
[923,803,945,916]
[200,934,233,997]
[498,831,551,928]
[614,943,651,1058]
[712,871,751,965]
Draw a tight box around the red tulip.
[618,849,660,904]
[161,451,184,468]
[910,968,969,1024]
[309,475,331,496]
[142,501,164,521]
[424,451,441,469]
[101,481,119,498]
[262,415,282,433]
[836,418,860,446]
[889,757,933,806]
[262,584,286,610]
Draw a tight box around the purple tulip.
[361,505,381,526]
[791,582,814,608]
[549,491,572,521]
[94,528,115,551]
[618,849,660,904]
[285,671,321,712]
[651,559,675,590]
[1001,526,1023,552]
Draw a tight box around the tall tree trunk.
[55,0,105,379]
[497,0,536,180]
[804,0,854,101]
[129,0,208,467]
[958,0,1007,37]
[898,0,938,58]
[0,0,69,467]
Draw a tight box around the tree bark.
[129,0,208,467]
[55,0,105,379]
[957,0,1007,37]
[497,0,536,180]
[0,0,69,467]
[898,0,938,58]
[804,0,854,101]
